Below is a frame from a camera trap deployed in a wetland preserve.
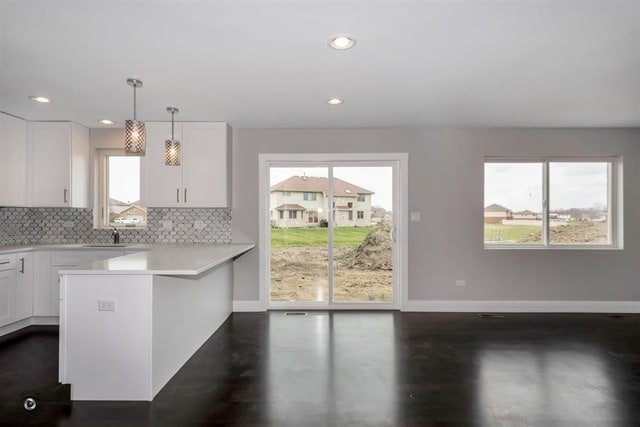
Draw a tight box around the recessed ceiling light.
[98,119,115,125]
[29,96,52,103]
[328,35,356,50]
[326,97,344,105]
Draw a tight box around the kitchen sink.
[82,244,131,248]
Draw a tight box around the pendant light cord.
[171,111,175,138]
[133,85,137,121]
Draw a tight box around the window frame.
[357,194,366,202]
[96,149,147,229]
[484,156,622,250]
[303,192,317,201]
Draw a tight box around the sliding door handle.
[390,226,396,243]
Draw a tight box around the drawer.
[0,253,17,271]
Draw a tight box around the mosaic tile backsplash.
[0,207,231,246]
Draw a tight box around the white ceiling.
[1,0,639,129]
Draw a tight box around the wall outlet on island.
[456,279,466,287]
[98,300,117,311]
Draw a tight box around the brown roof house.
[484,203,513,224]
[270,175,373,228]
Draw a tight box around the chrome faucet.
[111,226,120,244]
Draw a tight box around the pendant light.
[165,107,181,166]
[124,78,146,155]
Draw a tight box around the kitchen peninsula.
[58,244,254,401]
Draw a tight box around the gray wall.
[232,128,640,302]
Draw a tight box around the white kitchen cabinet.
[0,271,12,326]
[31,122,89,207]
[0,113,28,206]
[36,250,126,316]
[0,253,17,327]
[142,122,230,208]
[33,251,52,316]
[14,252,34,322]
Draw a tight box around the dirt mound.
[344,222,393,270]
[520,221,607,244]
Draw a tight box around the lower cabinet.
[14,252,34,322]
[0,252,33,327]
[0,270,13,326]
[35,250,126,317]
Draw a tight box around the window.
[288,210,297,219]
[357,194,366,202]
[347,202,353,208]
[279,210,284,219]
[303,192,317,201]
[308,211,318,223]
[283,191,291,196]
[357,211,364,219]
[348,211,353,220]
[484,158,618,248]
[97,150,147,228]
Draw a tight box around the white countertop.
[58,244,255,276]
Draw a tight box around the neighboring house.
[270,175,373,228]
[371,206,391,224]
[513,210,538,220]
[109,199,147,224]
[484,204,513,224]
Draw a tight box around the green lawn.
[271,227,371,248]
[484,224,541,243]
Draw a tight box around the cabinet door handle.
[177,188,180,203]
[184,188,187,204]
[64,189,68,203]
[19,258,25,274]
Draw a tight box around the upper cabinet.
[0,113,28,206]
[31,122,90,208]
[141,122,231,208]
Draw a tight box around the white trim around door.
[259,153,409,311]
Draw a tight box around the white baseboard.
[233,300,266,312]
[0,316,59,337]
[405,300,640,313]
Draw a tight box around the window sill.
[484,244,621,250]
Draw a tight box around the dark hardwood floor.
[1,312,639,426]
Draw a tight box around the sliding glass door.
[267,160,400,309]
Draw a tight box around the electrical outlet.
[456,280,466,287]
[410,212,421,222]
[194,220,205,230]
[98,300,116,311]
[160,220,173,231]
[62,221,75,228]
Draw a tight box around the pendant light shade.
[165,107,181,166]
[124,78,146,155]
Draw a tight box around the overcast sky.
[485,162,608,212]
[270,166,394,211]
[109,156,140,203]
